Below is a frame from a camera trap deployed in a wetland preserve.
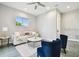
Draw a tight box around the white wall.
[0,4,62,43]
[61,9,79,41]
[37,10,58,41]
[0,4,36,34]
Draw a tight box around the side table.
[0,36,10,47]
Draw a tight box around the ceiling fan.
[26,2,46,10]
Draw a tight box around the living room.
[0,2,79,57]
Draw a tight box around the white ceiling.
[1,2,79,16]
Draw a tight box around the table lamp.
[2,27,8,37]
[2,27,8,32]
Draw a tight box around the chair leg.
[37,54,40,57]
[63,48,66,54]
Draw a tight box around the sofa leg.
[63,48,66,54]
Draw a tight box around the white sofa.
[12,31,38,45]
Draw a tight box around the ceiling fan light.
[35,5,37,10]
[46,7,50,10]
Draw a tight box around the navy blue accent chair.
[37,39,62,57]
[60,34,68,54]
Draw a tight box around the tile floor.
[0,40,79,57]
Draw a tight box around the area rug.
[15,44,37,57]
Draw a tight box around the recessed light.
[46,7,50,10]
[67,6,70,8]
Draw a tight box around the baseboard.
[68,39,79,42]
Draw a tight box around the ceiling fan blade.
[26,2,36,5]
[54,4,58,7]
[38,2,45,7]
